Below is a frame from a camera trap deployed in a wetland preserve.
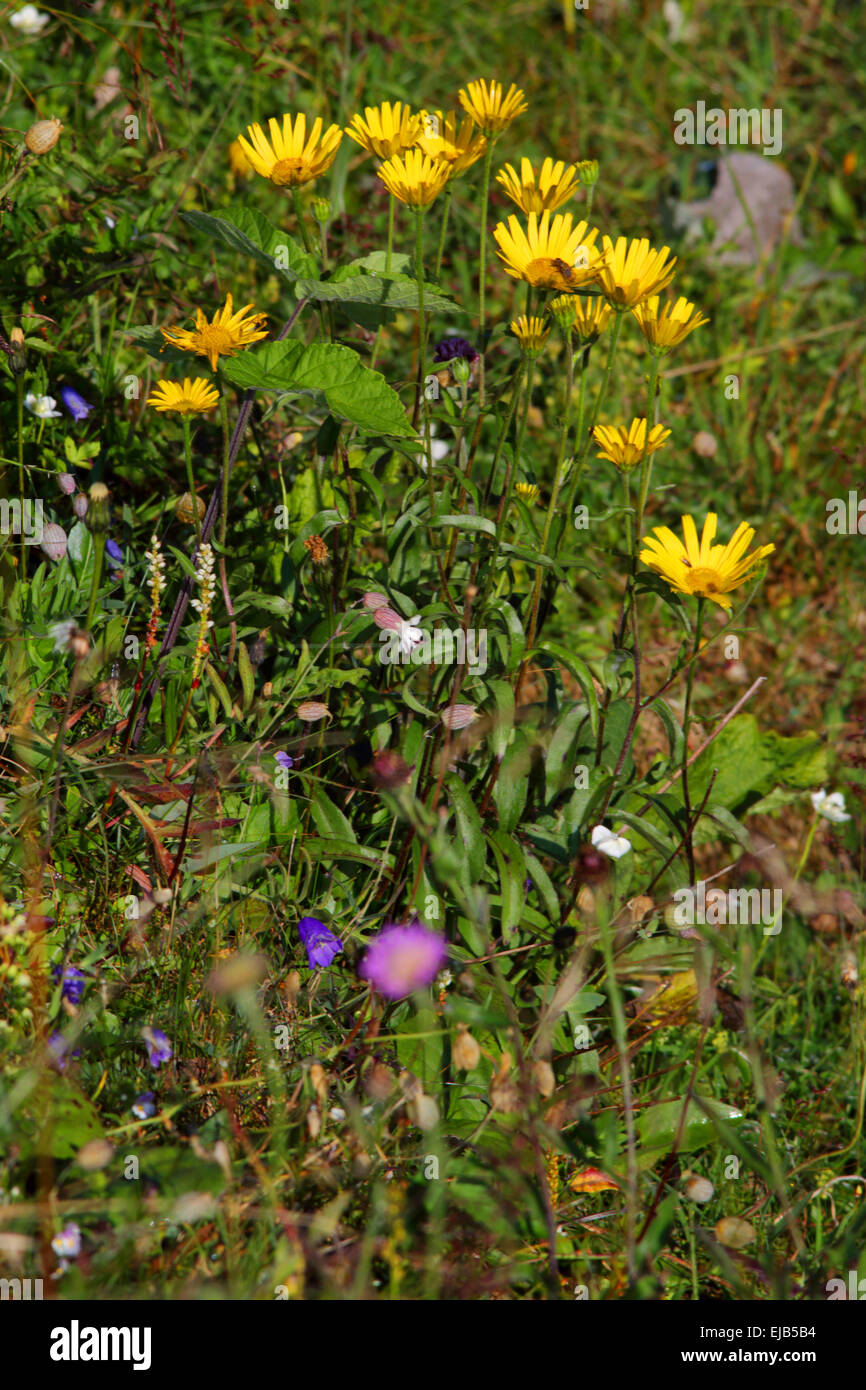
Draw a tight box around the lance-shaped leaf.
[220,340,417,438]
[297,264,461,314]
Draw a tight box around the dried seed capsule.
[25,118,63,155]
[174,492,205,524]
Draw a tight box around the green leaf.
[686,714,829,815]
[488,828,526,938]
[181,205,317,279]
[310,786,355,843]
[545,702,591,802]
[445,773,486,882]
[637,1096,744,1153]
[432,513,496,537]
[534,641,599,736]
[297,269,460,314]
[237,642,255,712]
[304,836,394,868]
[524,850,559,922]
[395,1005,445,1090]
[493,729,531,833]
[220,340,417,438]
[204,663,234,720]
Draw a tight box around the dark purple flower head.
[51,963,86,1004]
[49,1031,82,1071]
[60,387,93,422]
[298,916,342,969]
[142,1026,172,1068]
[132,1091,156,1120]
[106,539,123,568]
[433,336,477,365]
[275,751,294,770]
[359,921,447,1000]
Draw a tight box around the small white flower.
[25,391,61,418]
[591,823,632,860]
[9,6,50,35]
[397,615,424,657]
[810,788,851,824]
[328,1107,346,1122]
[48,619,76,652]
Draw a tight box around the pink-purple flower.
[298,917,342,969]
[359,921,448,999]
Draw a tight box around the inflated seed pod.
[25,118,63,155]
[174,492,205,524]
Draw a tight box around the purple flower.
[275,751,294,770]
[433,336,477,365]
[51,1223,82,1260]
[51,963,86,1004]
[106,539,123,569]
[358,921,447,1000]
[298,916,342,969]
[60,387,93,422]
[142,1026,172,1068]
[48,1031,82,1071]
[132,1091,156,1120]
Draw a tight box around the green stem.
[386,192,395,273]
[476,141,494,406]
[476,359,527,607]
[681,598,705,882]
[16,377,24,575]
[522,328,574,659]
[634,352,661,560]
[578,307,624,468]
[291,187,313,254]
[416,211,436,537]
[434,187,451,281]
[85,533,107,633]
[560,346,588,532]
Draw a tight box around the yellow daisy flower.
[633,295,709,351]
[596,235,677,308]
[549,294,612,341]
[510,315,550,354]
[147,377,220,414]
[416,110,487,176]
[376,149,452,207]
[515,481,540,503]
[237,114,343,188]
[493,211,603,293]
[160,294,268,373]
[640,513,775,611]
[496,158,579,214]
[458,78,528,137]
[227,138,253,179]
[345,101,422,158]
[592,418,672,471]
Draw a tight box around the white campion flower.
[591,823,632,859]
[810,788,851,824]
[397,614,424,657]
[9,6,50,35]
[24,391,61,418]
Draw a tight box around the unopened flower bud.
[57,472,76,496]
[8,326,27,375]
[311,196,331,224]
[85,482,110,535]
[576,159,599,187]
[451,1025,480,1071]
